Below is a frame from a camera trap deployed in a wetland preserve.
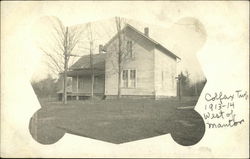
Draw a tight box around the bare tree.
[112,17,138,98]
[76,21,104,100]
[115,17,123,98]
[38,17,86,104]
[100,17,139,98]
[87,23,95,99]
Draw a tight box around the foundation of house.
[104,95,156,100]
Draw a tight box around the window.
[122,69,136,88]
[122,70,128,88]
[162,71,166,89]
[130,70,136,88]
[78,78,84,89]
[126,41,134,59]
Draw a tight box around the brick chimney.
[144,27,149,37]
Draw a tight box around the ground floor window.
[78,77,84,89]
[122,69,136,88]
[122,70,128,88]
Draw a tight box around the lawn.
[29,97,205,146]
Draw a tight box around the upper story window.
[126,41,135,59]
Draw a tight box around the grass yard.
[30,97,205,145]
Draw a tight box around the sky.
[1,1,248,84]
[30,16,207,83]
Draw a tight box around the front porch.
[67,68,105,100]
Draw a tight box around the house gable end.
[155,45,178,61]
[104,24,180,60]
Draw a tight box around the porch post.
[76,74,79,100]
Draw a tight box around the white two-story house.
[65,24,180,99]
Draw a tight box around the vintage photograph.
[29,16,206,146]
[1,1,248,158]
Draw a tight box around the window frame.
[122,70,129,88]
[78,77,84,90]
[126,40,135,59]
[121,69,137,89]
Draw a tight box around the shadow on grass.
[29,98,205,146]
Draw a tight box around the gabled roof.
[104,24,181,60]
[70,24,180,71]
[70,53,106,70]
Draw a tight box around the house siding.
[105,28,155,96]
[154,48,177,97]
[68,25,179,99]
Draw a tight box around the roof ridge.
[104,23,180,59]
[125,24,181,59]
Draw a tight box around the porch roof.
[70,53,106,70]
[67,68,105,77]
[68,53,105,77]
